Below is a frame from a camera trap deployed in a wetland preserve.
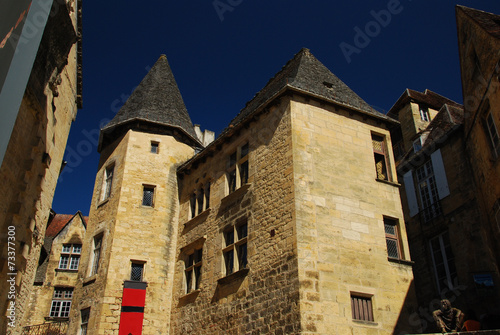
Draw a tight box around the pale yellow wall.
[170,99,302,334]
[69,130,195,335]
[0,2,80,331]
[68,133,130,335]
[290,97,415,334]
[24,215,86,326]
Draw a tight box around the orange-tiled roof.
[45,212,86,237]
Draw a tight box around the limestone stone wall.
[290,96,417,334]
[399,127,500,332]
[67,133,130,335]
[457,7,500,299]
[397,102,438,153]
[0,2,80,331]
[24,214,86,326]
[69,130,195,334]
[170,98,301,334]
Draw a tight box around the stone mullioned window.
[223,219,248,276]
[227,142,249,194]
[58,244,81,270]
[189,182,210,219]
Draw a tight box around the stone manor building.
[50,48,418,334]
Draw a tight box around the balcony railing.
[22,321,69,335]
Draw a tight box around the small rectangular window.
[142,186,155,207]
[80,308,90,335]
[102,165,114,200]
[351,294,374,322]
[50,288,73,318]
[197,189,204,215]
[372,134,391,182]
[130,262,144,282]
[227,142,250,194]
[205,182,211,209]
[151,141,159,154]
[419,106,430,122]
[190,193,196,219]
[91,235,102,276]
[185,248,202,293]
[384,218,401,259]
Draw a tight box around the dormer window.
[419,106,430,122]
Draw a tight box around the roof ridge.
[226,48,389,130]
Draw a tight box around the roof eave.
[178,84,397,174]
[98,118,203,152]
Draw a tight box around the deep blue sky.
[52,1,500,216]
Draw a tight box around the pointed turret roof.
[229,48,393,128]
[456,5,500,40]
[178,48,395,174]
[99,55,200,151]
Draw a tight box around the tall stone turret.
[69,55,200,335]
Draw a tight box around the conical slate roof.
[100,55,199,149]
[456,5,500,40]
[229,48,393,128]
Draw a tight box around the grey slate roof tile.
[102,55,198,143]
[228,48,393,129]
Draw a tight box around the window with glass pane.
[384,218,401,259]
[420,106,430,122]
[190,193,196,219]
[185,248,202,294]
[80,308,90,335]
[142,186,155,207]
[102,165,114,200]
[223,220,248,276]
[430,231,457,292]
[91,235,102,276]
[197,188,204,215]
[50,288,73,318]
[372,134,391,181]
[130,262,144,281]
[59,244,81,270]
[205,182,211,209]
[151,141,159,154]
[227,142,250,194]
[416,161,441,221]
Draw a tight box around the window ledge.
[217,268,249,285]
[375,178,401,187]
[97,198,109,208]
[83,275,97,286]
[388,257,414,266]
[180,289,201,300]
[55,269,79,273]
[184,208,211,228]
[44,317,69,322]
[353,320,378,327]
[221,183,251,205]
